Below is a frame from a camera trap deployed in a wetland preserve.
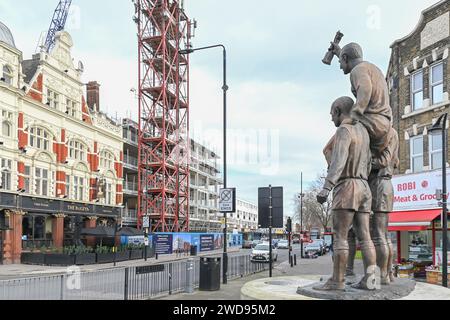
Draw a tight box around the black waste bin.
[199,257,221,291]
[190,245,198,256]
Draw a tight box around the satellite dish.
[77,60,84,72]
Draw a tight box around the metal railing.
[123,181,138,193]
[0,253,267,300]
[123,155,138,168]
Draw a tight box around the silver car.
[277,239,289,249]
[251,243,278,262]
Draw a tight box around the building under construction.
[134,0,192,232]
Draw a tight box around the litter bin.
[190,245,198,256]
[199,257,221,291]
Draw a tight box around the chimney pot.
[86,81,100,112]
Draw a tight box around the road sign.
[144,236,149,246]
[219,188,236,213]
[143,216,150,229]
[258,186,283,228]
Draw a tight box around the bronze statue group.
[315,40,399,291]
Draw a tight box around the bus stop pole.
[269,185,273,278]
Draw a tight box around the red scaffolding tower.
[135,0,191,232]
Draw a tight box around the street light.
[299,172,304,258]
[179,44,229,284]
[429,113,448,288]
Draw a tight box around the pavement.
[159,253,365,300]
[0,247,241,280]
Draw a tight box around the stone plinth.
[241,275,450,300]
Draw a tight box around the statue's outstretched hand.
[317,189,330,204]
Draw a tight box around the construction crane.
[44,0,72,53]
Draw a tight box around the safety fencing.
[0,252,268,300]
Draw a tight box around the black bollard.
[294,254,297,266]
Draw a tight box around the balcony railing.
[123,155,138,169]
[123,181,138,193]
[122,208,138,220]
[123,131,138,145]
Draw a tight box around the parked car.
[251,240,262,248]
[251,243,278,262]
[277,239,289,249]
[304,242,323,256]
[292,237,300,244]
[242,240,253,249]
[312,239,327,254]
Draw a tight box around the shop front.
[0,191,121,264]
[390,170,450,279]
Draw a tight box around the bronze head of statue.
[330,96,354,127]
[339,43,364,75]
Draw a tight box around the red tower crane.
[134,0,191,232]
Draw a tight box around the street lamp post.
[430,113,448,288]
[179,44,229,284]
[300,172,304,259]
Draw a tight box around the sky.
[0,0,440,222]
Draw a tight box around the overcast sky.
[0,0,440,221]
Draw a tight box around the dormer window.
[47,89,59,109]
[2,65,12,85]
[66,99,78,118]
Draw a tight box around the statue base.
[297,275,415,300]
[240,275,450,300]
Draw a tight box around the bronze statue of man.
[330,42,393,159]
[345,129,399,283]
[369,128,399,284]
[315,96,376,291]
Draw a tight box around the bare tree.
[293,172,333,232]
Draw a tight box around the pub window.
[29,127,51,151]
[430,63,444,105]
[24,165,31,193]
[69,140,86,161]
[429,132,443,170]
[2,65,12,85]
[35,167,49,196]
[1,158,12,190]
[105,182,113,205]
[411,70,423,111]
[65,175,70,198]
[47,89,59,109]
[410,136,424,173]
[73,176,85,201]
[99,150,114,170]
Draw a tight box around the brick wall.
[388,1,450,174]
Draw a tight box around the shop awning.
[388,209,442,231]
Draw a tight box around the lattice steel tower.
[134,0,191,232]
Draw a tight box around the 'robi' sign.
[392,169,449,211]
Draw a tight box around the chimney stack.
[86,81,100,112]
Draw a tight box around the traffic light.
[285,217,292,233]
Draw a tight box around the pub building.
[0,22,123,264]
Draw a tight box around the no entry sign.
[219,188,236,213]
